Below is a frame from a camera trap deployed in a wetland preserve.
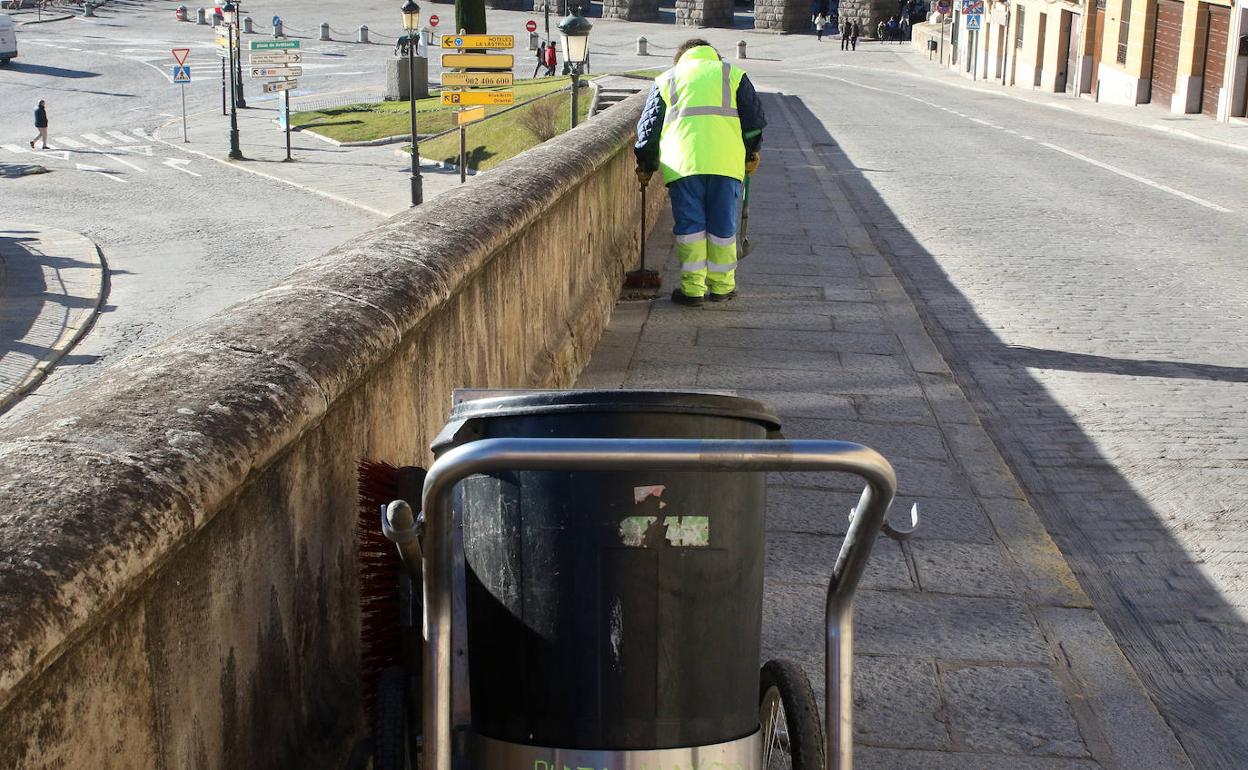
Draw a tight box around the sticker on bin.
[618,514,710,547]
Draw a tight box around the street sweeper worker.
[634,39,766,306]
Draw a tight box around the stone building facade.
[839,0,903,34]
[603,0,660,21]
[755,0,812,31]
[675,0,736,26]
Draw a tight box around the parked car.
[0,14,18,64]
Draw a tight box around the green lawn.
[290,76,578,143]
[416,88,593,173]
[621,68,665,79]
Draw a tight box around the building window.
[1116,0,1131,65]
[1096,0,1105,8]
[1015,5,1025,48]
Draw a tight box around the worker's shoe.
[671,288,705,307]
[706,289,737,303]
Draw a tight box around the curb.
[0,225,109,416]
[17,13,74,25]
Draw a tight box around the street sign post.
[250,39,301,50]
[250,66,302,77]
[172,47,190,65]
[457,106,487,125]
[441,91,515,106]
[526,20,537,32]
[965,13,981,29]
[440,53,515,69]
[262,80,297,93]
[441,72,514,87]
[936,0,949,12]
[440,34,514,49]
[171,50,191,143]
[172,64,192,82]
[249,51,302,64]
[429,14,439,26]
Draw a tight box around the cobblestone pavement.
[578,92,1193,769]
[0,224,105,415]
[757,52,1248,767]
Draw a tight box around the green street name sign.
[250,40,301,50]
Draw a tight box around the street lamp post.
[403,0,424,206]
[558,9,592,129]
[233,2,246,107]
[223,1,243,159]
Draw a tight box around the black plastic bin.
[431,390,782,751]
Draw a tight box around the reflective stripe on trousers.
[670,174,742,298]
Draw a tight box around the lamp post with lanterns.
[557,9,591,128]
[222,1,243,159]
[402,0,424,206]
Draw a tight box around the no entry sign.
[429,14,439,26]
[526,20,537,32]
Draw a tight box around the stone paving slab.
[574,91,1191,767]
[0,224,106,415]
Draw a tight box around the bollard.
[176,5,188,21]
[274,19,283,37]
[736,39,747,59]
[320,22,331,41]
[83,2,94,16]
[196,7,206,24]
[359,24,369,43]
[243,15,253,33]
[637,35,647,56]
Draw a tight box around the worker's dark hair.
[674,38,716,63]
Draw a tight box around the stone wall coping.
[0,92,647,711]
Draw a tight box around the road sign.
[526,20,537,32]
[429,14,439,26]
[263,80,297,93]
[936,0,950,12]
[441,90,514,106]
[441,53,515,69]
[250,39,301,50]
[172,65,192,83]
[441,71,515,87]
[250,51,302,64]
[965,13,982,29]
[961,0,984,13]
[457,106,487,125]
[440,34,514,49]
[171,47,190,65]
[250,66,302,77]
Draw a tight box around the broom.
[623,178,662,290]
[739,175,752,259]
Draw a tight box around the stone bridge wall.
[0,93,662,770]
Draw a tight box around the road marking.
[161,158,201,177]
[131,129,154,141]
[107,130,139,144]
[76,163,128,183]
[2,144,29,155]
[1039,142,1232,213]
[53,137,87,148]
[104,153,147,173]
[804,71,1233,215]
[81,133,112,146]
[113,145,154,156]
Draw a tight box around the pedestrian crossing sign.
[172,65,191,83]
[965,13,982,29]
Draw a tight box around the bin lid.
[437,389,781,444]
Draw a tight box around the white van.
[0,14,17,65]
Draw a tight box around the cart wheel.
[759,659,825,770]
[373,666,412,770]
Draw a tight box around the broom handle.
[639,181,647,272]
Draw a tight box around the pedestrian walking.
[887,16,899,42]
[841,18,852,49]
[876,19,887,41]
[814,12,828,40]
[544,41,557,77]
[634,39,767,306]
[534,41,547,77]
[900,15,911,40]
[851,19,860,49]
[29,100,48,150]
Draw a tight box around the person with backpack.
[841,18,852,49]
[534,42,547,77]
[29,100,48,150]
[634,39,767,306]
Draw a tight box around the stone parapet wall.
[0,93,663,770]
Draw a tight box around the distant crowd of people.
[810,0,928,44]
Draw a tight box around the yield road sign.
[250,66,302,77]
[250,51,302,64]
[263,80,297,93]
[441,53,515,69]
[441,71,514,87]
[171,47,190,65]
[441,90,514,106]
[429,14,439,26]
[457,106,487,125]
[440,34,514,49]
[526,20,537,32]
[172,65,192,83]
[250,39,301,50]
[965,13,982,29]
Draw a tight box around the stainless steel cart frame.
[386,437,906,770]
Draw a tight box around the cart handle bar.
[407,437,901,770]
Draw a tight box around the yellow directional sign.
[440,53,515,70]
[441,72,515,87]
[440,34,514,49]
[441,90,515,106]
[457,106,488,125]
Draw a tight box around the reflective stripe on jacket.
[656,46,746,184]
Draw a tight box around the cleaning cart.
[380,390,916,770]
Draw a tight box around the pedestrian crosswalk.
[0,127,198,184]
